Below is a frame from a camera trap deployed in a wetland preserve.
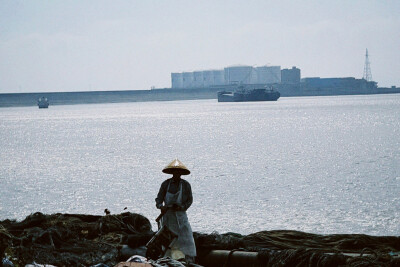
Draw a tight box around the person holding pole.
[155,159,196,263]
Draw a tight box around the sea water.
[0,94,399,235]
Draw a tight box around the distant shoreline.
[1,86,400,108]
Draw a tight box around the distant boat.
[218,86,280,102]
[37,97,49,108]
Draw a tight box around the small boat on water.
[218,86,280,102]
[37,97,49,108]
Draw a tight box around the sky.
[0,0,399,93]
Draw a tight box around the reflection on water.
[0,94,399,235]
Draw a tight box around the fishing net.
[0,212,153,266]
[1,213,399,266]
[194,230,400,266]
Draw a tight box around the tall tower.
[363,48,372,81]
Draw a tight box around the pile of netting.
[194,230,400,266]
[0,212,154,266]
[1,212,400,266]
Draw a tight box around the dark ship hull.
[38,103,49,108]
[218,88,280,102]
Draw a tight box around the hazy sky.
[0,0,399,93]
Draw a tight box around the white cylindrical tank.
[171,73,183,88]
[203,70,214,87]
[224,66,253,85]
[270,66,281,83]
[182,72,194,88]
[193,71,204,88]
[256,66,281,84]
[213,70,225,85]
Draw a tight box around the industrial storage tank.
[224,65,254,85]
[256,66,281,84]
[182,72,194,88]
[202,70,214,87]
[213,70,225,86]
[193,71,204,88]
[171,73,183,88]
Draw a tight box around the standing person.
[155,159,196,263]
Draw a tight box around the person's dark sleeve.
[182,181,193,211]
[155,180,168,209]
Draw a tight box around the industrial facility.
[169,57,380,97]
[171,65,281,89]
[170,50,381,93]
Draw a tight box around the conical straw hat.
[162,159,190,175]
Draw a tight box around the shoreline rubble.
[1,212,399,266]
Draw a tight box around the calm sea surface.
[0,95,399,235]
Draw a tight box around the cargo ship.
[218,86,280,102]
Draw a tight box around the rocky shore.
[1,212,399,266]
